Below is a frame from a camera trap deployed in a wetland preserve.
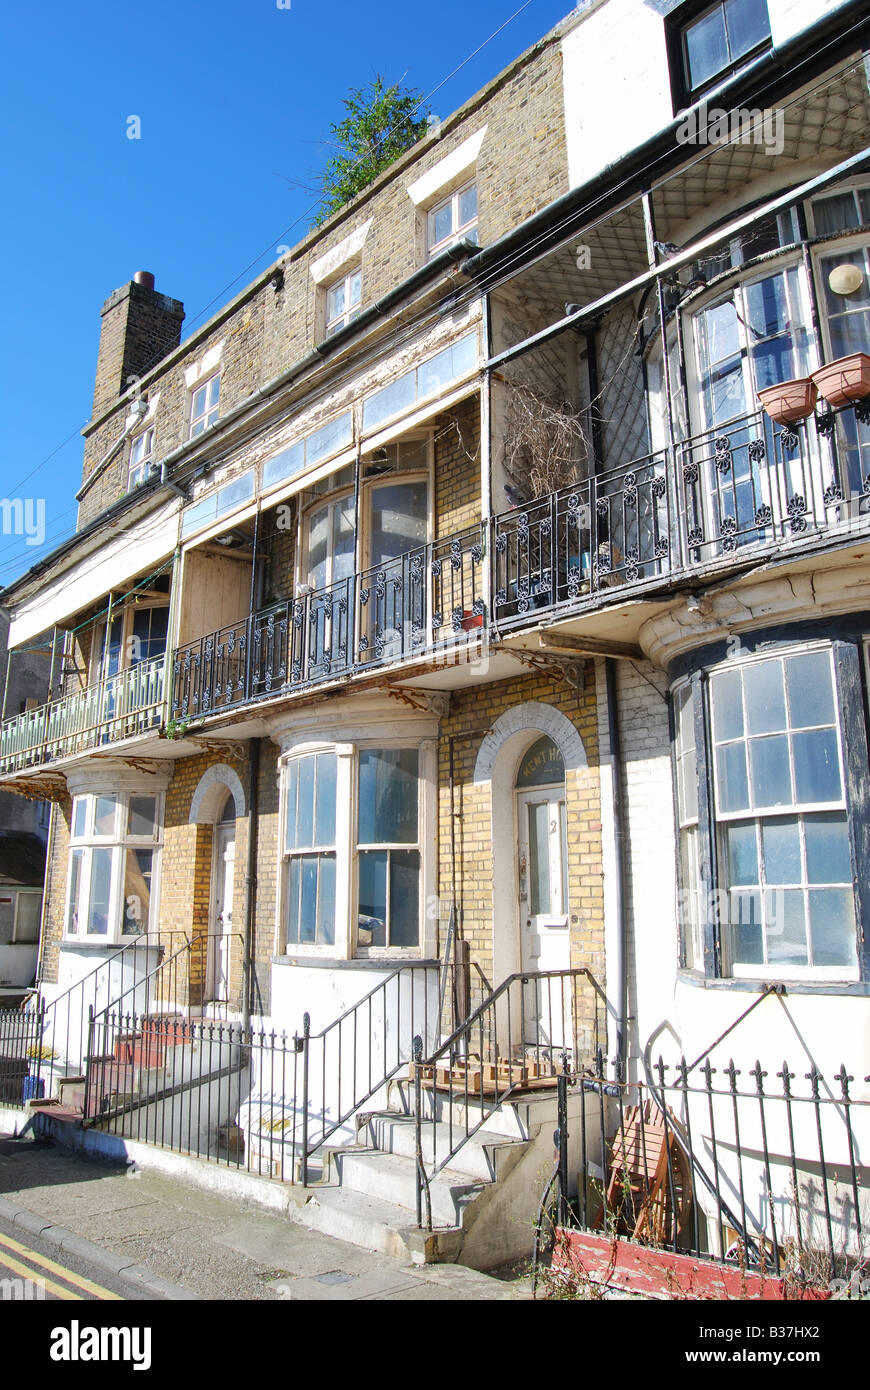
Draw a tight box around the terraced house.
[1,0,868,1284]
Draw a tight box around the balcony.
[0,656,166,777]
[170,406,869,723]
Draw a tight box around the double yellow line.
[0,1230,123,1301]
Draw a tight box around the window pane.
[430,200,453,246]
[458,185,477,227]
[348,272,362,308]
[327,282,345,320]
[67,849,83,934]
[72,798,87,838]
[94,796,117,836]
[685,6,728,88]
[14,894,40,943]
[805,813,851,884]
[792,729,841,804]
[761,816,801,884]
[315,753,337,847]
[285,761,298,852]
[390,851,420,946]
[87,848,113,934]
[783,650,833,728]
[730,898,764,964]
[128,796,156,837]
[528,801,552,916]
[287,858,301,944]
[207,376,220,408]
[813,193,860,237]
[123,849,152,935]
[768,890,807,966]
[358,749,419,844]
[299,858,318,943]
[744,659,786,735]
[725,821,758,885]
[808,890,857,968]
[717,741,749,812]
[296,757,315,848]
[786,651,835,729]
[317,855,336,946]
[749,734,791,807]
[369,482,428,563]
[725,0,770,60]
[358,850,387,947]
[711,667,743,741]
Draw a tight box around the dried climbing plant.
[501,381,589,501]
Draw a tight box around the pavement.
[0,1133,533,1302]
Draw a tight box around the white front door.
[207,824,235,1004]
[516,787,571,1057]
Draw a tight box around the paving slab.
[0,1130,531,1301]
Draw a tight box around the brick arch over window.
[189,764,246,825]
[473,701,587,784]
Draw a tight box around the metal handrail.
[413,966,609,1227]
[298,961,440,1182]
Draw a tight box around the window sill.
[677,967,870,997]
[273,954,438,972]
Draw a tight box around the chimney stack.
[91,272,184,420]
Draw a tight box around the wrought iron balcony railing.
[4,405,866,761]
[170,408,870,723]
[172,526,488,721]
[0,655,166,776]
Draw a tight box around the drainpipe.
[604,657,629,1069]
[242,739,260,1031]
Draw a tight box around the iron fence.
[564,1052,870,1282]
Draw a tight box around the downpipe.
[604,658,629,1070]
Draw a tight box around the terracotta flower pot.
[756,377,817,425]
[811,352,870,408]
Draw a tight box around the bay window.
[280,742,429,958]
[673,641,865,983]
[65,793,162,941]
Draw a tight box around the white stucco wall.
[560,0,854,190]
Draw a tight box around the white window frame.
[64,792,163,944]
[277,739,435,961]
[324,267,362,337]
[674,645,859,983]
[189,372,221,438]
[427,181,478,258]
[128,426,155,491]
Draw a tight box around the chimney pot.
[133,271,156,290]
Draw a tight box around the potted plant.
[811,352,870,408]
[756,377,817,424]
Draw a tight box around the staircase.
[297,1071,584,1268]
[289,967,610,1269]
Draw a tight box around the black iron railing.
[564,1052,869,1284]
[82,962,442,1182]
[412,966,609,1228]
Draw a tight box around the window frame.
[127,426,155,491]
[64,792,163,945]
[672,639,868,985]
[666,0,772,109]
[189,372,221,438]
[277,738,435,962]
[427,180,478,259]
[324,266,363,337]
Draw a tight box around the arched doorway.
[206,794,236,1006]
[515,737,571,1054]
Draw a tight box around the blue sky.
[0,0,571,593]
